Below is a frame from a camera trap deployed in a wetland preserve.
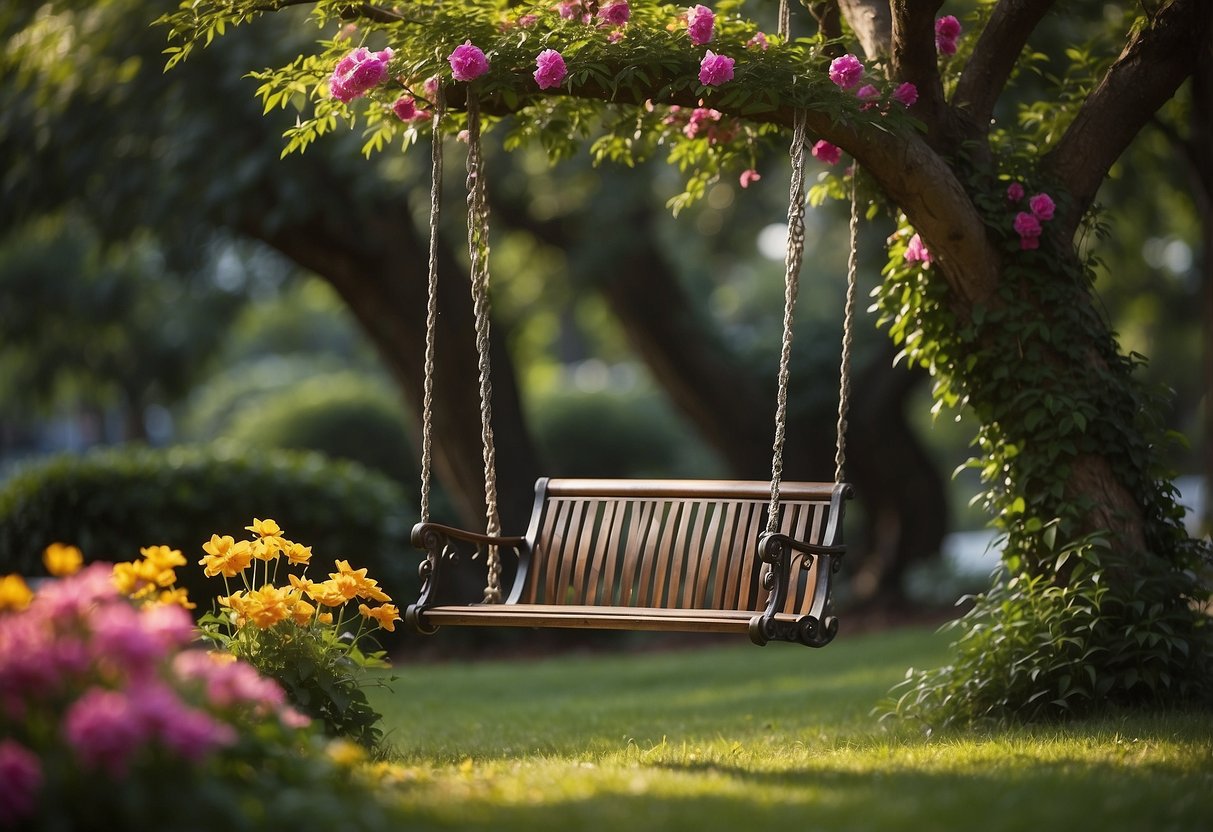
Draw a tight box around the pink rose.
[856,84,880,102]
[1014,211,1042,249]
[392,96,428,122]
[533,49,568,89]
[1006,182,1025,202]
[739,169,762,188]
[329,47,394,103]
[698,50,734,86]
[829,54,864,89]
[1029,193,1055,221]
[0,740,41,826]
[935,15,961,55]
[811,140,842,165]
[747,32,769,50]
[687,5,715,45]
[448,41,490,82]
[598,1,630,26]
[892,82,919,107]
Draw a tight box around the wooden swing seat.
[406,477,852,647]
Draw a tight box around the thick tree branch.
[1044,0,1213,234]
[890,0,947,139]
[835,0,892,60]
[953,0,1056,134]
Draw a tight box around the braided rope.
[465,95,503,603]
[766,109,808,534]
[778,0,791,40]
[419,89,444,524]
[834,174,859,484]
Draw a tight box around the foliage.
[0,564,401,831]
[192,518,399,748]
[0,444,418,623]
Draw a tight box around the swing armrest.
[410,521,526,550]
[757,532,846,561]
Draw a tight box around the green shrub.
[530,387,725,478]
[0,443,420,641]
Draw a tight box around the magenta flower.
[683,106,722,138]
[892,82,919,107]
[63,687,150,775]
[856,84,880,102]
[829,53,864,89]
[0,740,41,826]
[739,169,762,189]
[598,1,630,26]
[687,5,715,45]
[517,13,539,27]
[698,50,735,86]
[904,233,933,265]
[747,31,769,50]
[812,140,842,165]
[533,49,568,89]
[329,47,394,103]
[556,1,581,20]
[1006,181,1025,202]
[935,15,961,55]
[449,41,490,82]
[1029,192,1055,221]
[1014,211,1042,249]
[392,96,418,121]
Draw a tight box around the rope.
[419,88,445,524]
[766,109,808,534]
[465,94,503,603]
[834,175,859,484]
[777,0,791,40]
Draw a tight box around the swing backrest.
[510,478,847,615]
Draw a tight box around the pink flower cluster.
[0,565,310,824]
[1007,183,1056,250]
[699,50,735,86]
[598,1,630,26]
[329,47,393,103]
[687,5,715,45]
[904,232,933,266]
[449,40,491,82]
[665,104,738,144]
[935,15,961,56]
[812,140,842,165]
[391,96,429,123]
[534,49,568,89]
[829,53,864,89]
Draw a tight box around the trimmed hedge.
[0,443,421,638]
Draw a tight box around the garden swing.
[405,15,857,648]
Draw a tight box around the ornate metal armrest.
[407,522,527,634]
[410,521,525,550]
[748,530,846,648]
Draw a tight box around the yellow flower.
[0,574,33,612]
[246,518,283,538]
[140,545,186,571]
[157,587,196,610]
[288,573,314,595]
[326,738,366,766]
[112,560,162,599]
[43,542,83,577]
[242,584,293,629]
[318,612,333,625]
[287,593,317,626]
[219,590,250,625]
[330,559,390,601]
[358,602,400,633]
[199,535,253,578]
[308,579,350,608]
[283,540,312,566]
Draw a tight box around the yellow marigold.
[0,574,33,612]
[288,573,314,594]
[308,579,350,608]
[135,556,178,589]
[140,545,186,570]
[199,535,253,578]
[250,537,283,562]
[219,590,249,625]
[43,542,83,577]
[246,518,283,538]
[283,540,312,566]
[329,573,362,602]
[112,561,159,599]
[330,559,390,601]
[242,584,293,629]
[358,602,400,633]
[288,593,317,626]
[157,587,196,610]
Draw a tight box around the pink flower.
[935,15,961,55]
[598,1,630,26]
[856,84,880,102]
[173,651,287,715]
[555,1,581,20]
[739,169,762,188]
[140,603,195,652]
[0,740,41,826]
[828,53,864,89]
[329,47,394,103]
[423,75,441,99]
[892,82,918,107]
[448,41,490,82]
[533,49,568,89]
[517,13,539,27]
[1006,181,1025,202]
[608,29,625,43]
[1029,192,1055,221]
[683,107,722,138]
[698,50,735,86]
[747,32,769,50]
[63,687,150,775]
[687,4,715,45]
[392,95,419,121]
[1014,211,1042,249]
[90,602,164,677]
[904,233,933,265]
[812,140,842,165]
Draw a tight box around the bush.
[530,387,725,478]
[0,443,421,643]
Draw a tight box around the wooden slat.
[686,500,721,608]
[711,502,741,608]
[551,499,586,603]
[589,499,625,605]
[572,499,605,604]
[542,499,574,604]
[643,500,678,607]
[618,499,655,606]
[736,501,766,610]
[418,603,816,634]
[545,478,837,501]
[667,499,695,608]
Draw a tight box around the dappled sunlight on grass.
[366,628,1212,832]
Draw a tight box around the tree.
[153,0,1212,721]
[1,0,949,604]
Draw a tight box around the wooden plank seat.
[406,478,852,647]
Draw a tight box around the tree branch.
[953,0,1056,134]
[889,0,947,137]
[835,0,892,60]
[1044,0,1213,233]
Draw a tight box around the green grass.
[367,627,1213,831]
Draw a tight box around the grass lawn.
[368,626,1213,831]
